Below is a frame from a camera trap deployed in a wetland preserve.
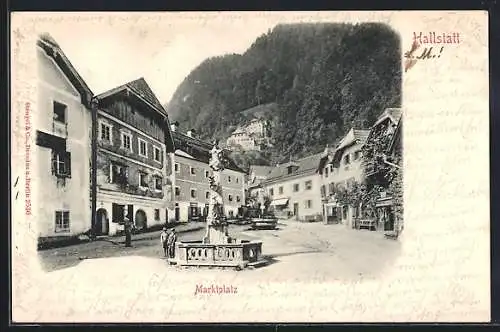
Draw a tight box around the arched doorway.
[96,208,109,235]
[135,209,147,230]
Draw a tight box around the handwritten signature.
[404,41,445,72]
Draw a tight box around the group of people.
[160,227,177,259]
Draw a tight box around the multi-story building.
[226,127,258,151]
[226,118,271,151]
[319,129,370,227]
[94,78,175,235]
[35,34,94,238]
[362,107,402,231]
[170,123,246,222]
[261,154,324,221]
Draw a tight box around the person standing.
[124,214,132,247]
[167,229,177,258]
[160,227,169,257]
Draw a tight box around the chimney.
[170,121,179,132]
[186,129,196,138]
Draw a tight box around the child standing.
[160,227,169,257]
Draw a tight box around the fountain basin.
[170,239,263,269]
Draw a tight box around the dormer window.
[287,166,294,174]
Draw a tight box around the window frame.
[54,210,70,233]
[138,137,148,157]
[109,163,128,184]
[305,200,313,209]
[98,119,112,144]
[153,146,161,162]
[139,172,148,188]
[53,101,67,124]
[120,131,133,152]
[154,176,163,191]
[305,180,313,190]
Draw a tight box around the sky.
[39,11,402,107]
[47,15,276,106]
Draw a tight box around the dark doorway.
[175,203,180,221]
[135,209,147,230]
[165,209,169,223]
[384,207,395,231]
[188,203,198,222]
[95,208,109,235]
[293,203,299,220]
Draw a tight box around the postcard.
[10,11,489,322]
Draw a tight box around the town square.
[34,27,403,273]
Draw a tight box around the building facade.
[362,108,402,232]
[319,129,370,227]
[94,78,175,235]
[261,154,323,221]
[226,118,270,151]
[35,34,94,238]
[171,124,246,222]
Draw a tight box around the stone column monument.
[203,140,230,244]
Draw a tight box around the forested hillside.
[165,23,401,168]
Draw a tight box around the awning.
[270,198,289,206]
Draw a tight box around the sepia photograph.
[11,11,489,322]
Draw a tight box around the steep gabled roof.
[97,77,168,117]
[373,107,402,127]
[96,77,175,152]
[126,78,166,116]
[331,128,370,167]
[37,33,94,107]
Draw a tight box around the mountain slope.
[165,22,401,165]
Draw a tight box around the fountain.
[169,141,264,270]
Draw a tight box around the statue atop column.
[203,140,230,244]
